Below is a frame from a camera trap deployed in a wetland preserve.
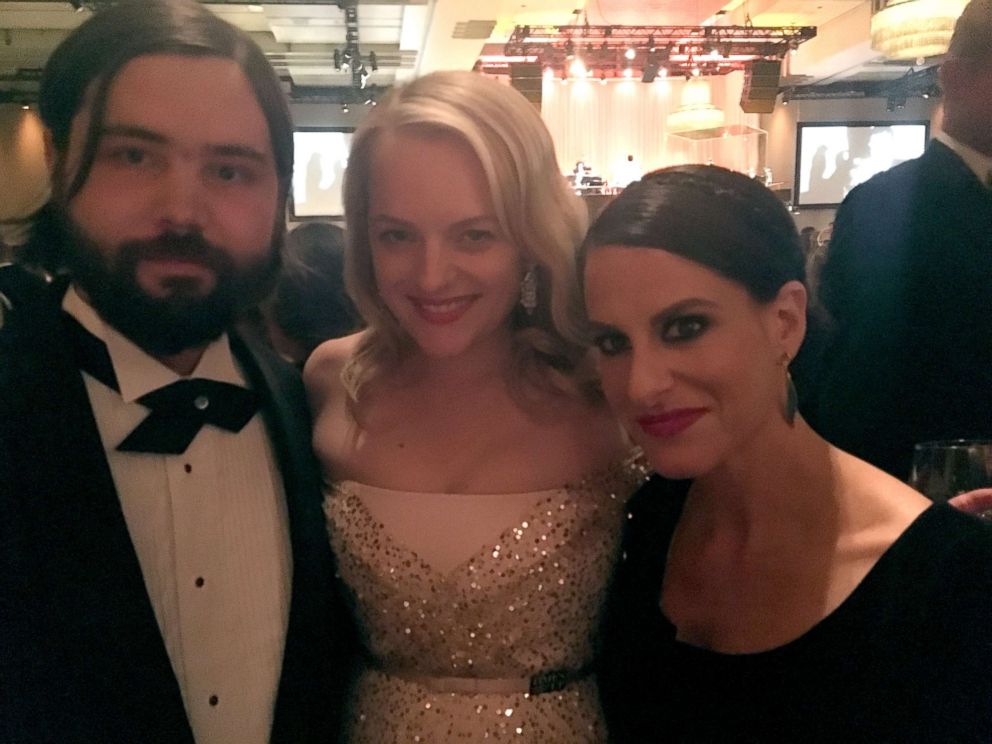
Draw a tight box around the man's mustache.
[116,232,235,275]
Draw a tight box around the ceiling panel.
[586,0,730,25]
[0,0,931,104]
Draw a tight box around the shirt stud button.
[194,395,210,411]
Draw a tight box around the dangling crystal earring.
[780,351,798,426]
[0,291,12,331]
[520,267,538,315]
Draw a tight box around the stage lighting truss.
[491,24,816,81]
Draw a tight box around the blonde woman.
[305,71,645,742]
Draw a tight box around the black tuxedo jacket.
[0,266,357,743]
[802,141,992,479]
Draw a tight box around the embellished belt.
[374,666,590,695]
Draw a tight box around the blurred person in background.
[804,0,992,479]
[265,221,361,365]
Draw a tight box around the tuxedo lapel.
[1,268,353,743]
[0,274,193,742]
[230,330,357,744]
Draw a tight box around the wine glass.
[909,440,992,508]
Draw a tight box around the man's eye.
[593,332,630,356]
[215,164,244,182]
[378,229,411,243]
[662,315,709,342]
[212,163,253,183]
[106,147,147,166]
[98,144,158,171]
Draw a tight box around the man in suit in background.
[0,1,356,741]
[803,0,992,480]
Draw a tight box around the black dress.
[599,476,992,743]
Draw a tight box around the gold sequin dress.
[323,454,648,742]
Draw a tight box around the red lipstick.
[635,408,707,438]
[409,295,475,325]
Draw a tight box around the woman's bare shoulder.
[303,332,364,406]
[833,448,931,533]
[534,393,630,468]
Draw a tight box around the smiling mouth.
[634,408,708,438]
[409,296,476,324]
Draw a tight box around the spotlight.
[342,102,350,114]
[333,49,341,70]
[369,51,378,72]
[624,47,636,61]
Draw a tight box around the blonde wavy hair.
[341,70,595,403]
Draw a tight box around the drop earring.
[780,351,798,426]
[520,267,537,315]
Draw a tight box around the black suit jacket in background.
[0,265,358,744]
[801,141,992,479]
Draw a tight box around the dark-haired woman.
[581,165,992,743]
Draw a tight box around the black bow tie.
[63,313,260,454]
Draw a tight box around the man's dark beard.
[66,222,280,357]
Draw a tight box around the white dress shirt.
[63,287,291,744]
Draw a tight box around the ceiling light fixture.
[666,78,726,133]
[870,0,967,60]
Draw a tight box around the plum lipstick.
[635,408,707,438]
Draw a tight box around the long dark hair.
[40,0,292,207]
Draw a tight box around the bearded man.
[0,2,356,742]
